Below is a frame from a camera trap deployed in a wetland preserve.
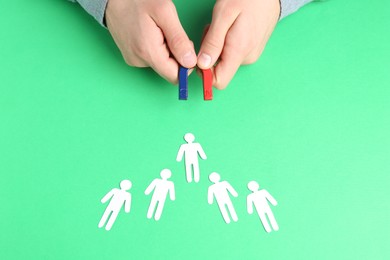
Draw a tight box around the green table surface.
[1,0,389,259]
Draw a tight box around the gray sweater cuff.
[70,0,108,26]
[280,0,313,19]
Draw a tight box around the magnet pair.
[179,66,213,101]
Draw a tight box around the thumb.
[151,2,196,68]
[197,4,240,69]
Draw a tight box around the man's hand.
[105,0,197,84]
[197,0,280,89]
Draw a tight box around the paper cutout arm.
[145,180,157,195]
[264,190,277,206]
[207,187,214,204]
[197,144,207,160]
[169,183,175,200]
[101,189,115,203]
[226,183,238,197]
[247,196,254,214]
[124,194,131,213]
[176,145,185,162]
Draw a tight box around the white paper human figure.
[145,169,175,221]
[247,181,279,233]
[207,172,238,224]
[176,133,207,183]
[98,180,132,231]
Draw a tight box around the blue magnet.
[179,66,189,100]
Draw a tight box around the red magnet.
[202,69,213,101]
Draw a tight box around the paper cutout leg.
[217,202,231,224]
[193,162,200,183]
[98,208,112,229]
[185,163,193,183]
[154,200,166,221]
[105,210,120,231]
[147,197,158,219]
[226,201,238,222]
[215,200,238,224]
[266,210,279,231]
[259,213,271,232]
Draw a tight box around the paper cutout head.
[247,181,259,192]
[160,169,172,180]
[120,180,132,190]
[209,172,221,183]
[184,133,195,143]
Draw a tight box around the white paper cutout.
[145,169,176,221]
[98,180,132,231]
[207,172,238,224]
[247,181,279,233]
[176,133,207,183]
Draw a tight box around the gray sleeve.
[68,0,108,26]
[280,0,313,19]
[69,0,312,26]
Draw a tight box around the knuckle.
[124,56,144,67]
[215,81,228,90]
[169,33,188,52]
[124,56,136,66]
[214,76,228,90]
[133,43,150,61]
[244,46,264,64]
[204,37,222,52]
[214,1,240,19]
[243,55,259,65]
[124,57,132,66]
[123,47,148,67]
[154,1,176,17]
[221,7,237,19]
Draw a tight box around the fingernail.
[198,53,211,68]
[182,51,196,68]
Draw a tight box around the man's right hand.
[105,0,197,84]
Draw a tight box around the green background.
[1,0,389,259]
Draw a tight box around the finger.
[194,24,210,76]
[201,24,210,43]
[213,49,242,90]
[150,2,197,68]
[213,16,248,89]
[149,42,180,84]
[139,18,180,84]
[197,2,240,69]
